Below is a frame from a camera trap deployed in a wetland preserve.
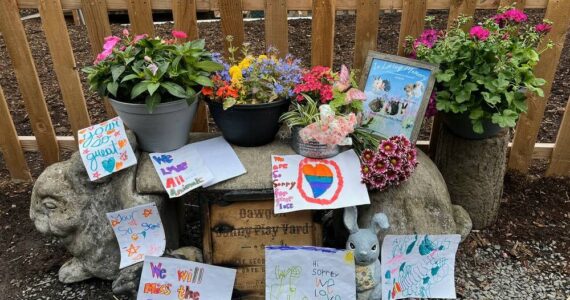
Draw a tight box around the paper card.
[137,256,237,300]
[186,137,246,187]
[271,150,370,213]
[381,234,461,299]
[265,246,356,300]
[78,117,137,181]
[106,203,166,269]
[150,145,214,198]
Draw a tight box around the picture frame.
[359,51,438,143]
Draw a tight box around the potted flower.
[83,29,222,152]
[407,7,552,139]
[201,38,303,147]
[280,65,367,158]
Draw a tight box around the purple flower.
[388,156,402,170]
[469,26,490,41]
[372,158,389,173]
[424,90,438,118]
[379,140,398,155]
[535,23,552,34]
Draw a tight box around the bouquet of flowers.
[406,7,552,133]
[360,135,418,191]
[201,37,303,109]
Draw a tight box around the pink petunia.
[172,30,188,39]
[469,26,490,41]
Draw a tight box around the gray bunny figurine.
[344,206,390,300]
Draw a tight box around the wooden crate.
[202,196,322,299]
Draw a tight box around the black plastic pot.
[441,112,505,140]
[206,98,290,147]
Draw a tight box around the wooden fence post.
[0,0,59,165]
[39,0,91,138]
[172,0,199,40]
[353,0,380,71]
[311,0,336,67]
[397,0,427,56]
[264,0,289,57]
[0,86,32,182]
[127,0,155,36]
[508,0,570,172]
[219,0,245,58]
[546,96,570,177]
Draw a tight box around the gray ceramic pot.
[108,97,198,152]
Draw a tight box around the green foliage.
[82,34,222,112]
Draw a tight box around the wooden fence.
[1,0,569,182]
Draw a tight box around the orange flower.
[202,86,214,97]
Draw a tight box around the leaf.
[145,93,161,113]
[195,60,224,72]
[223,97,237,110]
[472,120,484,134]
[147,82,160,96]
[161,82,187,98]
[482,92,501,105]
[436,69,455,82]
[131,81,150,99]
[111,65,126,82]
[491,110,519,128]
[469,108,484,120]
[121,74,140,83]
[190,39,206,50]
[193,75,214,87]
[107,81,119,97]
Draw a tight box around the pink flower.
[361,149,375,163]
[172,30,188,39]
[503,9,527,23]
[535,23,552,34]
[380,140,398,155]
[144,55,152,62]
[147,63,158,76]
[103,36,121,51]
[388,156,402,170]
[469,26,490,41]
[122,28,129,36]
[372,158,389,173]
[133,34,148,43]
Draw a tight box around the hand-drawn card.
[265,246,356,300]
[150,145,214,198]
[78,117,137,181]
[381,234,461,299]
[137,256,236,300]
[272,150,370,214]
[106,203,166,269]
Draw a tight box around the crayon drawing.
[381,234,461,299]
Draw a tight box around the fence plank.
[81,0,111,56]
[397,0,427,56]
[39,0,91,138]
[311,0,336,67]
[264,0,289,57]
[16,0,551,11]
[0,86,32,182]
[127,0,155,36]
[546,97,570,176]
[353,0,380,70]
[172,0,199,40]
[219,0,245,57]
[500,0,526,10]
[0,0,59,164]
[508,0,570,172]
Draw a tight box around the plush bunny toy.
[344,206,390,300]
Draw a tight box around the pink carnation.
[503,9,528,23]
[172,30,188,39]
[535,23,552,33]
[469,26,490,41]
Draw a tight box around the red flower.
[172,30,188,39]
[202,86,214,97]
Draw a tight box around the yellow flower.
[238,56,254,69]
[229,65,242,79]
[257,55,268,62]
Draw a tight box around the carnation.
[469,26,490,41]
[360,135,418,191]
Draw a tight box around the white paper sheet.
[137,256,236,300]
[271,150,370,213]
[78,117,137,181]
[188,137,247,187]
[381,234,461,299]
[106,203,166,269]
[150,146,214,198]
[265,246,356,300]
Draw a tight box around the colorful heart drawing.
[102,158,116,173]
[118,139,127,149]
[115,161,124,170]
[302,164,334,198]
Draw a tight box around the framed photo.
[359,51,438,143]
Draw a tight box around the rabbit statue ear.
[371,213,390,234]
[343,206,359,234]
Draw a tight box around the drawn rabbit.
[344,206,390,300]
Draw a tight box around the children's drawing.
[137,256,236,300]
[272,150,370,214]
[265,246,356,300]
[381,234,461,299]
[106,203,166,268]
[150,144,214,198]
[78,117,137,181]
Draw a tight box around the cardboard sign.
[271,150,370,213]
[106,203,166,268]
[78,117,137,181]
[265,246,356,300]
[137,256,236,300]
[150,145,214,198]
[381,234,461,299]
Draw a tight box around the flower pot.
[291,126,340,159]
[441,112,504,140]
[108,97,198,152]
[206,98,290,147]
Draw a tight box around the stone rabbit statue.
[344,206,390,300]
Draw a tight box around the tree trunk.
[434,125,509,229]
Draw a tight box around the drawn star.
[126,243,140,257]
[131,233,139,241]
[111,219,120,227]
[114,131,121,137]
[82,149,90,155]
[142,209,153,218]
[93,171,101,179]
